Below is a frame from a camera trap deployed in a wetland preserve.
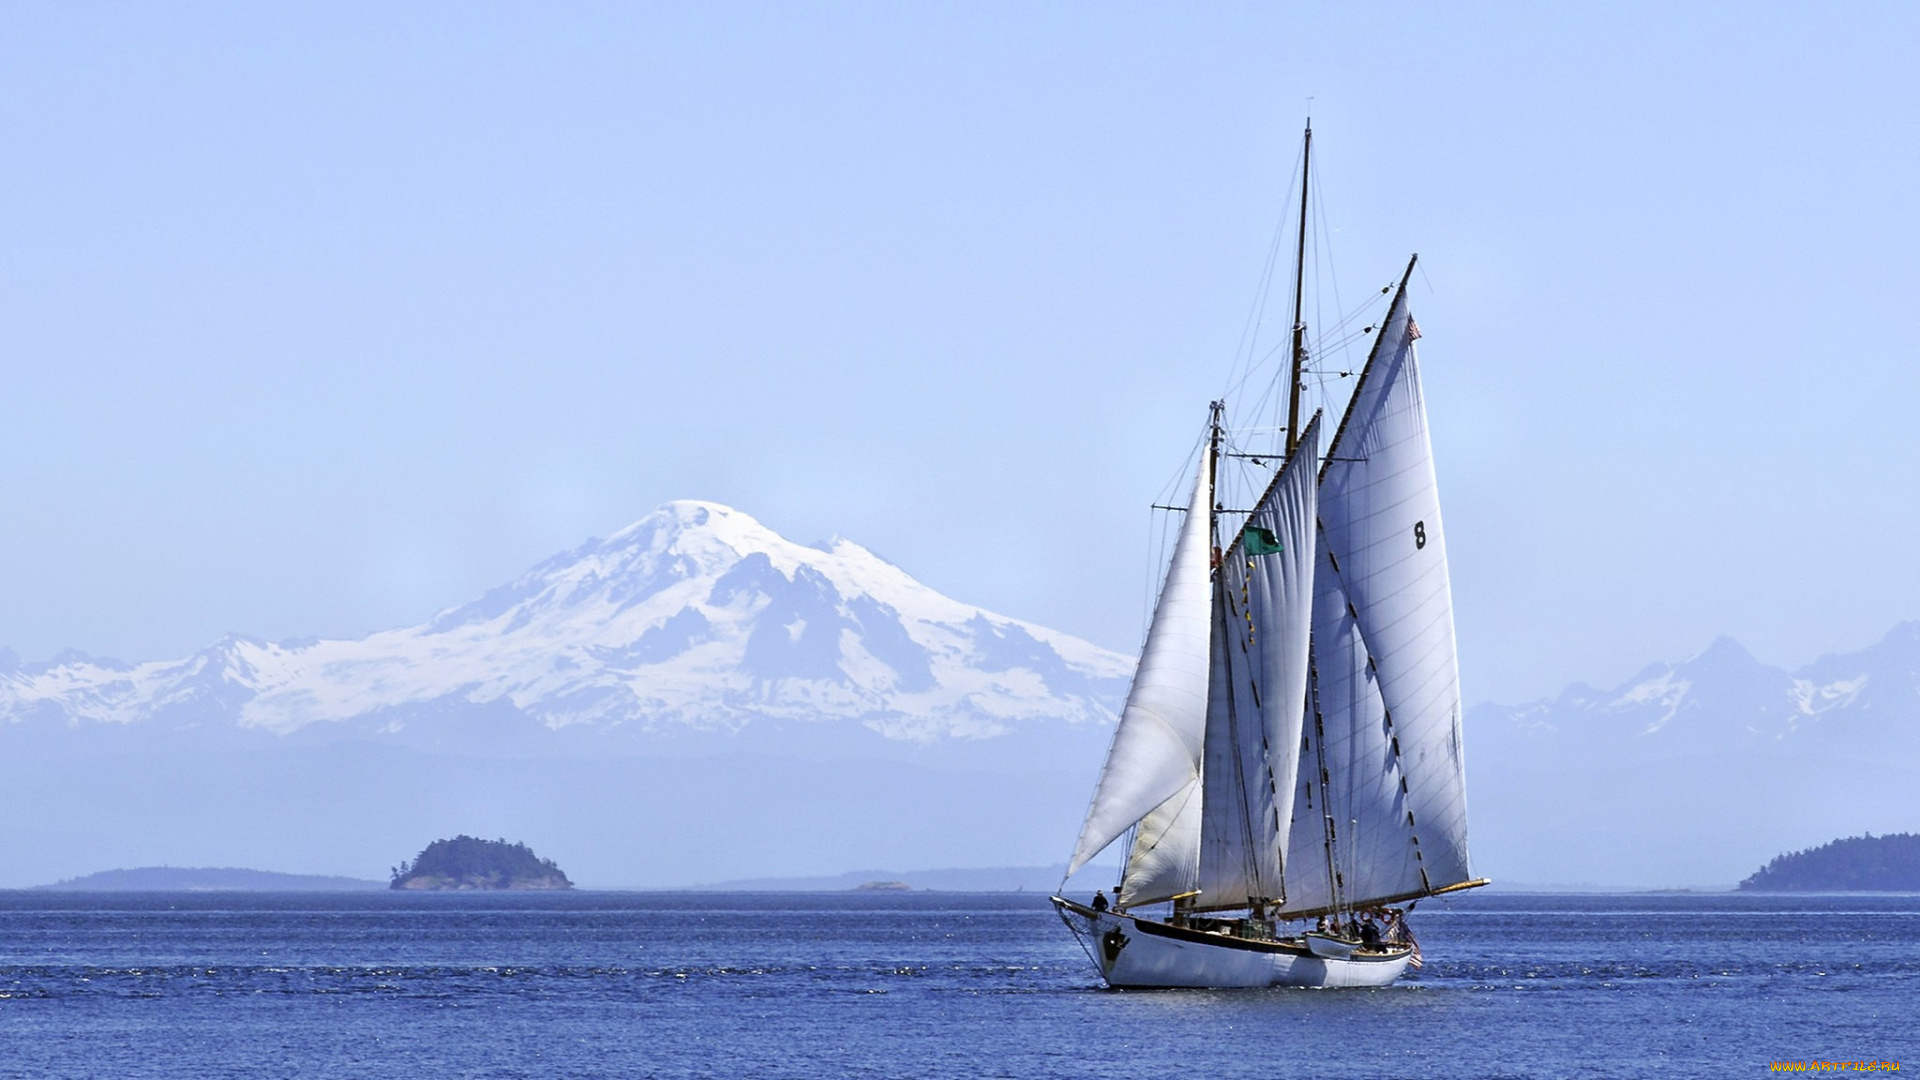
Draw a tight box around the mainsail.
[1278,263,1474,916]
[1067,451,1215,885]
[1195,413,1320,910]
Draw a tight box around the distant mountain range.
[0,502,1128,889]
[4,500,1916,891]
[0,500,1128,749]
[1465,628,1920,887]
[37,867,383,891]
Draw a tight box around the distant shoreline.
[50,864,1907,895]
[32,867,385,892]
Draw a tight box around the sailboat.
[1051,123,1486,989]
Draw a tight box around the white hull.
[1052,898,1413,989]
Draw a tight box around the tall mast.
[1285,120,1312,458]
[1207,399,1224,540]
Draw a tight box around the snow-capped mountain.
[0,501,1131,746]
[1471,625,1920,753]
[1466,625,1920,887]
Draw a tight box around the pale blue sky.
[4,2,1917,704]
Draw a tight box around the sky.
[4,2,1919,706]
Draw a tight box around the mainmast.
[1284,120,1312,458]
[1282,122,1313,457]
[1208,399,1224,542]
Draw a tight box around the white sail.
[1067,451,1216,880]
[1279,274,1473,915]
[1118,777,1200,906]
[1195,415,1320,910]
[1281,538,1408,914]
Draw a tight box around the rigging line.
[1229,347,1287,406]
[1220,297,1381,453]
[1313,288,1393,347]
[1308,152,1374,466]
[1223,142,1307,405]
[1147,422,1210,523]
[1230,284,1381,407]
[1217,334,1293,414]
[1306,293,1389,351]
[1233,194,1290,384]
[1137,422,1209,648]
[1227,299,1371,446]
[1311,152,1353,373]
[1217,432,1275,463]
[1053,903,1104,972]
[1304,160,1323,452]
[1314,327,1374,355]
[1317,338,1366,360]
[1233,376,1285,447]
[1138,506,1165,654]
[1308,163,1346,457]
[1319,256,1417,483]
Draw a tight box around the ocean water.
[0,890,1913,1078]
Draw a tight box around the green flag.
[1244,526,1283,556]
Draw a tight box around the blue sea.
[0,890,1913,1078]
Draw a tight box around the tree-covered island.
[389,836,574,891]
[1738,833,1920,891]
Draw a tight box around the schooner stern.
[1051,122,1486,989]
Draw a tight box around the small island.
[1739,833,1920,892]
[389,836,574,891]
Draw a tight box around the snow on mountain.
[0,501,1132,744]
[1467,623,1920,887]
[1471,626,1920,751]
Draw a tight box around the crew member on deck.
[1092,890,1110,913]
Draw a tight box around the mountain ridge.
[1471,621,1920,751]
[1467,621,1920,886]
[34,867,385,892]
[0,500,1131,749]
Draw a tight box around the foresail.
[1195,415,1320,910]
[1119,777,1200,906]
[1281,270,1472,915]
[1068,452,1215,879]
